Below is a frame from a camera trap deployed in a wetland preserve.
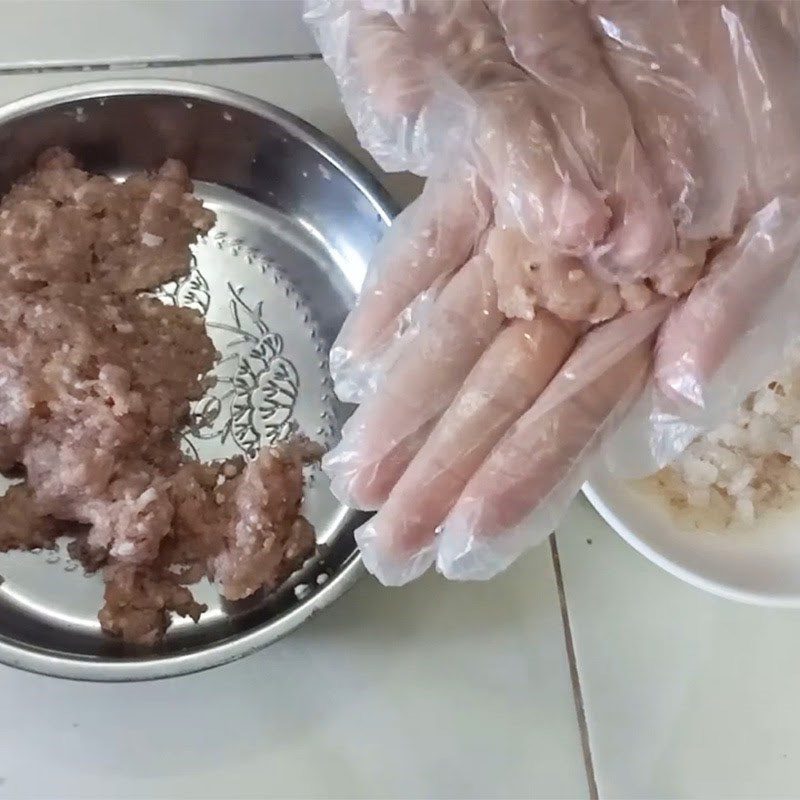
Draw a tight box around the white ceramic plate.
[583,471,800,607]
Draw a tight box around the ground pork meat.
[486,226,709,322]
[0,483,65,552]
[487,226,625,323]
[212,438,323,600]
[0,282,215,563]
[99,564,206,648]
[91,439,319,645]
[0,151,321,646]
[0,147,215,292]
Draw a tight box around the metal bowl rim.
[0,78,394,681]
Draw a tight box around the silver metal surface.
[0,80,394,681]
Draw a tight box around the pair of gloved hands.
[305,0,800,584]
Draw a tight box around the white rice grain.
[666,347,800,526]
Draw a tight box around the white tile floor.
[557,498,800,800]
[0,564,588,800]
[0,1,316,69]
[4,3,800,798]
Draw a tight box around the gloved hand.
[599,0,800,475]
[305,0,800,584]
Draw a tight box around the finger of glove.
[475,85,609,256]
[323,418,435,511]
[698,1,800,217]
[437,299,672,580]
[655,196,800,419]
[310,0,609,248]
[606,197,800,477]
[323,251,504,510]
[490,0,673,284]
[588,0,744,244]
[330,167,490,403]
[305,0,440,173]
[357,311,577,585]
[386,0,609,255]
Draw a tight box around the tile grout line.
[0,52,322,77]
[549,534,599,800]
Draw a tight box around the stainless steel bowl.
[0,80,393,681]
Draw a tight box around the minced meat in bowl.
[0,147,322,646]
[0,81,389,679]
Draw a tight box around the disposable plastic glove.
[596,0,800,474]
[307,0,680,278]
[306,0,800,584]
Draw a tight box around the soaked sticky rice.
[656,348,800,527]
